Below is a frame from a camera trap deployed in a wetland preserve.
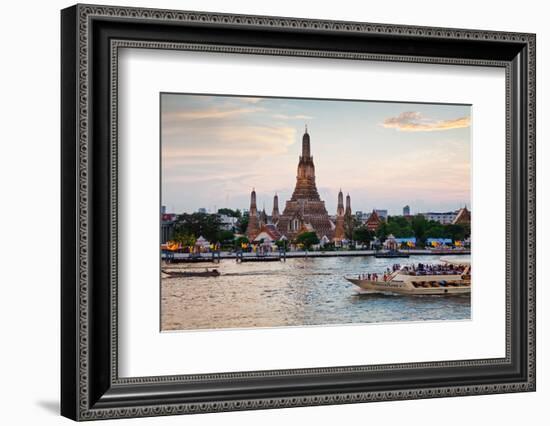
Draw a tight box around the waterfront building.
[160,213,176,243]
[275,127,335,240]
[252,224,282,244]
[403,205,410,216]
[245,188,260,239]
[218,214,239,232]
[421,211,458,224]
[365,209,382,231]
[452,206,471,225]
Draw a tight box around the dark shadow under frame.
[61,4,535,421]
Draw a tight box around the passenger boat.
[345,258,470,295]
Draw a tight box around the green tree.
[386,215,414,238]
[172,232,196,248]
[344,215,358,240]
[426,221,445,238]
[217,230,235,243]
[353,226,375,245]
[173,212,222,242]
[217,208,242,218]
[238,212,249,233]
[376,222,389,241]
[275,239,288,250]
[443,223,468,241]
[234,236,249,249]
[294,232,320,250]
[411,214,429,245]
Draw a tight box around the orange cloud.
[163,106,264,121]
[163,125,296,163]
[382,111,471,132]
[272,114,314,120]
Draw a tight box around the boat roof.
[440,256,471,266]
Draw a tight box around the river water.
[161,255,470,331]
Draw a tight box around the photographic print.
[160,93,472,332]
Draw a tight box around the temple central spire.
[301,125,311,158]
[273,127,333,239]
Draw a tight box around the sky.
[161,93,471,216]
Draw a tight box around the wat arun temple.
[246,127,352,243]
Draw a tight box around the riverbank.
[163,249,470,262]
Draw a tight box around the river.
[161,255,471,331]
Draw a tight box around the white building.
[420,211,459,224]
[218,214,239,231]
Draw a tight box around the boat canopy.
[440,256,471,266]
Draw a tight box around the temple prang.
[245,188,260,239]
[272,193,280,224]
[274,127,337,241]
[333,189,346,242]
[248,127,352,243]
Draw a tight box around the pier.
[161,249,470,262]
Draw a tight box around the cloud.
[163,125,296,163]
[272,114,315,120]
[237,97,263,104]
[163,106,264,121]
[381,111,471,132]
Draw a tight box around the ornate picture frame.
[61,4,535,421]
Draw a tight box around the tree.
[172,232,196,248]
[238,212,249,233]
[344,215,358,241]
[376,222,389,241]
[234,236,249,250]
[294,232,320,250]
[386,215,414,238]
[173,212,222,241]
[217,230,235,242]
[353,226,374,245]
[275,239,288,250]
[425,221,445,239]
[443,223,468,241]
[217,208,241,218]
[411,214,429,245]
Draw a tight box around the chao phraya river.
[161,255,471,331]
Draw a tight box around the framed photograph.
[61,4,536,421]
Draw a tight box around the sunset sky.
[161,93,471,216]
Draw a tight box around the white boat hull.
[346,277,470,295]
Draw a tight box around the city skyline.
[161,93,471,216]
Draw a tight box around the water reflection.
[161,255,471,331]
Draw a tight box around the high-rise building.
[403,205,410,216]
[374,209,388,220]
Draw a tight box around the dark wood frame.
[61,4,536,421]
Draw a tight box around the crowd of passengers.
[400,263,468,276]
[358,263,468,282]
